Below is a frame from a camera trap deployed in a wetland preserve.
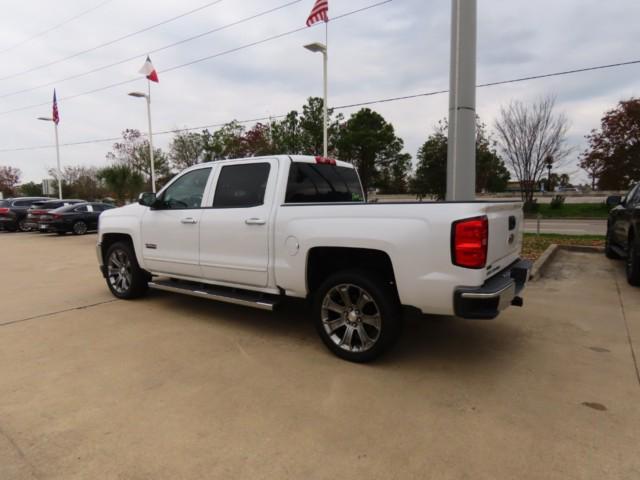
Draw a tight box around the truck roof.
[194,155,354,170]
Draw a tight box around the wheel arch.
[306,247,398,300]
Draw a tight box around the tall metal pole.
[146,81,156,193]
[322,23,328,158]
[446,0,477,201]
[54,122,62,199]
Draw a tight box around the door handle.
[245,218,266,225]
[181,217,198,225]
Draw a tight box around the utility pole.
[446,0,477,201]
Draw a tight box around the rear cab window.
[285,161,364,203]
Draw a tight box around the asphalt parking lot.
[1,232,639,479]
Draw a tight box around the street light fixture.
[128,90,156,193]
[304,42,328,158]
[37,116,63,199]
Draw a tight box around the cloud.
[0,0,638,186]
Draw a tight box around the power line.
[0,0,394,116]
[0,0,304,100]
[0,0,115,55]
[1,56,639,154]
[0,0,227,82]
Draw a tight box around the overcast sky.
[0,0,638,184]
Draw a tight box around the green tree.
[202,121,248,160]
[411,122,448,200]
[97,164,145,205]
[47,166,106,200]
[337,108,408,197]
[169,130,206,170]
[106,129,171,187]
[579,98,640,190]
[411,119,510,200]
[270,97,342,156]
[0,166,21,197]
[19,182,43,197]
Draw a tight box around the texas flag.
[138,56,159,83]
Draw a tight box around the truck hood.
[101,203,147,219]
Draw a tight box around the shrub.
[550,195,566,209]
[523,199,539,213]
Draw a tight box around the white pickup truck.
[97,155,530,362]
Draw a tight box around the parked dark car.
[24,199,86,231]
[38,202,115,235]
[606,186,640,285]
[0,197,50,232]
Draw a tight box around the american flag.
[306,0,328,27]
[52,89,59,125]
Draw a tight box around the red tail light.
[0,208,9,216]
[452,216,488,269]
[31,210,46,215]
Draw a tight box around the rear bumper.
[454,259,531,319]
[0,217,17,230]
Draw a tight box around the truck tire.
[626,238,640,287]
[312,269,401,362]
[105,241,149,299]
[605,226,620,259]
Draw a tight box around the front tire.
[626,238,640,287]
[312,269,401,363]
[105,242,149,299]
[605,226,620,259]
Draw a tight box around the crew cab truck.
[97,155,530,362]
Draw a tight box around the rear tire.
[105,242,149,299]
[312,269,401,363]
[626,238,640,287]
[18,220,31,232]
[72,220,88,235]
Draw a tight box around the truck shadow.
[144,290,527,370]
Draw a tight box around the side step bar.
[148,278,279,311]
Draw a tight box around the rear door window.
[212,163,271,208]
[285,162,364,203]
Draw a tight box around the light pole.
[37,116,62,199]
[446,0,477,201]
[545,156,553,193]
[128,90,156,193]
[304,42,328,158]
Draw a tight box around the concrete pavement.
[1,232,639,479]
[524,218,606,236]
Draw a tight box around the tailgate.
[483,202,523,267]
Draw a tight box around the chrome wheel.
[107,249,132,294]
[73,221,88,235]
[321,284,382,353]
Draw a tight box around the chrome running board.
[148,278,279,311]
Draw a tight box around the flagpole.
[323,20,328,158]
[54,122,62,199]
[146,79,156,193]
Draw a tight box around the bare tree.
[494,97,571,205]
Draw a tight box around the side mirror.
[138,192,156,207]
[606,195,622,207]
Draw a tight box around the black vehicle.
[24,199,86,231]
[38,202,115,235]
[0,197,50,232]
[606,185,640,285]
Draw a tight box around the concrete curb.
[529,244,605,281]
[530,244,560,280]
